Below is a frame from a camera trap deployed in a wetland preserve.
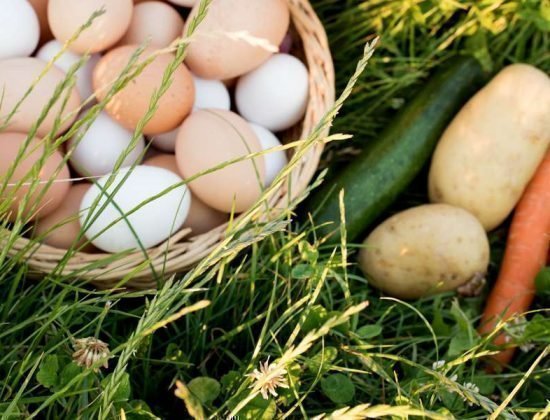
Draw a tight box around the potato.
[428,64,550,230]
[358,204,490,300]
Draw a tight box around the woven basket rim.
[6,0,336,289]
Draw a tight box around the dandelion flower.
[72,337,110,371]
[246,359,289,400]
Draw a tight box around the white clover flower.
[72,337,110,371]
[246,359,289,400]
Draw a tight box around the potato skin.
[428,64,550,231]
[358,204,490,300]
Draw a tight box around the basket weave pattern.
[7,0,335,289]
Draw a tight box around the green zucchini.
[306,56,486,244]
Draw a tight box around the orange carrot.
[479,153,550,368]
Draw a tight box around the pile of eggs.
[0,0,310,253]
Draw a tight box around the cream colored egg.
[175,110,265,213]
[93,45,195,135]
[0,58,81,137]
[144,154,227,234]
[183,0,290,79]
[34,183,95,251]
[359,204,490,300]
[120,1,184,48]
[48,0,133,54]
[0,133,71,221]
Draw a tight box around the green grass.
[1,0,550,419]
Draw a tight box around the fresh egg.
[68,111,145,177]
[175,110,265,213]
[36,40,101,101]
[0,133,71,221]
[144,154,227,234]
[249,123,288,186]
[34,183,95,251]
[80,166,191,252]
[236,53,309,132]
[120,1,184,48]
[151,76,230,151]
[183,0,290,80]
[0,58,81,137]
[192,75,231,111]
[28,0,53,45]
[0,0,40,59]
[93,45,195,135]
[150,128,179,152]
[48,0,133,54]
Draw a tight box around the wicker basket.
[7,0,335,289]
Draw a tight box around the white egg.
[151,127,179,152]
[36,40,101,101]
[80,166,191,252]
[249,123,288,186]
[192,75,231,111]
[0,0,40,60]
[236,54,309,132]
[69,112,145,177]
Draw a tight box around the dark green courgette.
[306,56,486,244]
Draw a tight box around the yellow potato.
[358,204,490,300]
[428,64,550,230]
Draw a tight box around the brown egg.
[28,0,53,45]
[93,45,195,135]
[34,183,95,250]
[48,0,133,54]
[120,1,184,48]
[183,0,290,80]
[144,153,227,233]
[175,110,265,213]
[0,58,81,137]
[0,133,71,221]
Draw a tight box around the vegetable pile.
[308,58,550,368]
